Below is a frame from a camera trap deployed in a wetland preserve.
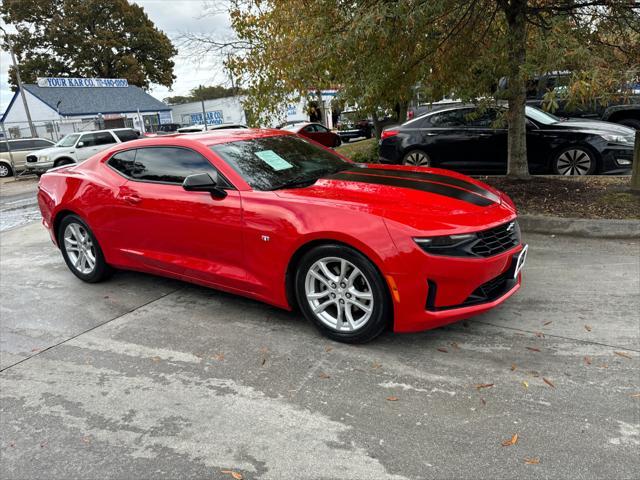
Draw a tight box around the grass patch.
[482,176,640,220]
[336,138,378,163]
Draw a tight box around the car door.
[75,131,118,161]
[463,108,508,173]
[106,146,247,291]
[420,108,480,170]
[310,124,335,147]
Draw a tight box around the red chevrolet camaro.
[37,129,527,343]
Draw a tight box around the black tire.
[334,136,342,148]
[552,145,597,175]
[294,244,391,343]
[54,158,75,168]
[57,214,112,283]
[0,163,13,178]
[402,149,431,167]
[617,118,640,130]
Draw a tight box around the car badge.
[506,222,515,232]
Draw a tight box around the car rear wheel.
[333,136,342,148]
[0,163,13,178]
[295,245,390,343]
[58,214,112,283]
[403,149,431,167]
[552,147,596,175]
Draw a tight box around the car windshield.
[55,134,80,147]
[525,106,561,125]
[210,135,351,191]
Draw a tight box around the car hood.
[552,118,635,135]
[274,165,516,235]
[31,146,70,156]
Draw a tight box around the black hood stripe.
[345,167,501,203]
[327,172,494,207]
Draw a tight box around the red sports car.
[281,122,342,148]
[37,129,527,343]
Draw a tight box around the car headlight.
[414,233,478,257]
[38,155,48,162]
[601,134,634,145]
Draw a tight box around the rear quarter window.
[114,129,139,142]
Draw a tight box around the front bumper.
[600,145,633,174]
[391,243,525,333]
[25,161,55,173]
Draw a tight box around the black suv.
[526,73,640,129]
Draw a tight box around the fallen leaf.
[630,393,640,398]
[212,353,225,361]
[31,348,41,353]
[475,383,494,390]
[480,397,486,405]
[614,351,632,359]
[511,363,517,371]
[81,436,91,444]
[318,372,330,379]
[386,396,399,401]
[371,361,382,369]
[584,356,592,365]
[325,346,333,352]
[543,377,556,389]
[543,321,553,326]
[501,433,519,447]
[584,325,592,332]
[526,347,541,352]
[522,381,529,390]
[535,332,545,338]
[151,356,161,363]
[598,363,609,369]
[529,371,540,377]
[451,341,460,349]
[437,347,448,353]
[524,457,540,465]
[261,357,266,366]
[103,295,110,299]
[221,470,243,480]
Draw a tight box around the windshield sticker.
[254,150,293,171]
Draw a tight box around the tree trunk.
[503,0,530,179]
[631,130,640,190]
[371,111,383,140]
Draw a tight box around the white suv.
[25,128,139,173]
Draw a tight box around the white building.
[1,77,172,139]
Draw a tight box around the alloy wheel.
[555,149,593,175]
[0,164,10,177]
[304,256,374,332]
[403,150,430,167]
[63,222,96,275]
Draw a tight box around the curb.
[519,214,640,239]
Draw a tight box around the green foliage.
[1,0,177,89]
[336,138,379,163]
[164,85,243,105]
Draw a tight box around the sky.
[0,0,232,113]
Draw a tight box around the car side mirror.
[77,141,85,148]
[182,172,227,199]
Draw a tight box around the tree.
[222,1,638,177]
[164,85,243,105]
[1,0,177,89]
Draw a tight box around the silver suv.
[0,138,55,177]
[25,128,139,173]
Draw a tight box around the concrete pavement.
[1,219,639,479]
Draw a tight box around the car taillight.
[381,129,399,140]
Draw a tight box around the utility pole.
[1,27,37,138]
[200,85,208,131]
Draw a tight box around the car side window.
[80,132,116,147]
[108,147,229,186]
[303,125,316,133]
[315,124,329,133]
[465,109,498,128]
[113,129,139,142]
[428,110,467,128]
[31,139,54,149]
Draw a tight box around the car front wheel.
[295,244,390,343]
[552,146,596,175]
[58,214,112,283]
[0,163,13,178]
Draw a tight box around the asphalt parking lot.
[0,181,638,479]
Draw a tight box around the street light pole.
[1,28,37,138]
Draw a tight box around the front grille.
[26,155,37,163]
[426,270,514,312]
[470,221,520,257]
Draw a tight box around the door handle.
[122,194,142,205]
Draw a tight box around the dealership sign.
[37,77,129,88]
[190,110,224,125]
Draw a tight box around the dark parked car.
[379,105,635,175]
[336,111,374,142]
[525,72,640,130]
